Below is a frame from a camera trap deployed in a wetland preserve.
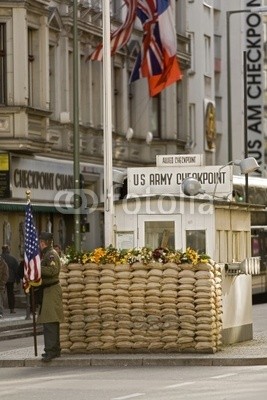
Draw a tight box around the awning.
[0,202,72,213]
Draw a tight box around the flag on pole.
[88,0,182,96]
[87,0,138,61]
[23,201,41,293]
[130,0,182,96]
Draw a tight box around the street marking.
[0,372,89,386]
[210,373,237,379]
[111,394,145,400]
[164,381,195,389]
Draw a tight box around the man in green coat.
[38,232,64,362]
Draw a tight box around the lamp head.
[126,127,134,141]
[238,157,260,174]
[146,131,153,145]
[181,177,205,196]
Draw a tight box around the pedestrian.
[1,245,19,314]
[53,244,62,257]
[0,256,9,318]
[38,232,64,362]
[54,244,67,267]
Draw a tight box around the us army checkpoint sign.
[127,166,233,197]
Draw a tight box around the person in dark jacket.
[0,256,9,318]
[38,232,64,362]
[1,245,19,314]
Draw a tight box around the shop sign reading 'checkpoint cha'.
[127,166,233,196]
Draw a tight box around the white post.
[103,0,114,247]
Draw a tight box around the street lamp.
[226,6,267,163]
[181,157,259,200]
[212,157,259,199]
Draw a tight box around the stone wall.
[59,260,222,353]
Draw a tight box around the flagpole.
[103,0,114,247]
[31,286,38,356]
[73,0,81,251]
[26,190,38,357]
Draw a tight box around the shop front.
[0,153,120,259]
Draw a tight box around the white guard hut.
[114,155,262,344]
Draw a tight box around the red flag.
[148,51,182,97]
[23,201,41,293]
[87,0,138,61]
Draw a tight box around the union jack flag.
[131,0,182,96]
[88,0,182,96]
[23,201,41,292]
[87,0,138,61]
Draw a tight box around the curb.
[1,356,267,368]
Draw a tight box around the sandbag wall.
[59,260,223,353]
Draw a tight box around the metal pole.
[30,286,38,356]
[103,0,114,247]
[226,11,232,163]
[243,50,249,203]
[226,10,251,163]
[73,0,81,251]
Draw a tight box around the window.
[204,35,211,76]
[80,54,90,125]
[188,32,195,73]
[145,221,175,249]
[151,95,161,138]
[49,45,56,115]
[114,66,121,132]
[68,50,73,120]
[189,103,196,146]
[112,0,121,19]
[0,23,6,105]
[186,230,206,254]
[28,28,40,107]
[129,72,135,130]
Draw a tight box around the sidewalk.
[0,303,267,367]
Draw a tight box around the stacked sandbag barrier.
[194,260,223,353]
[146,262,163,351]
[161,262,180,351]
[115,263,133,350]
[83,263,101,351]
[99,263,116,350]
[68,263,86,352]
[59,263,87,353]
[177,262,196,352]
[131,262,148,350]
[60,258,223,354]
[59,264,71,352]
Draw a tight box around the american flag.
[87,0,138,61]
[23,201,41,292]
[131,0,182,96]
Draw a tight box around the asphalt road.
[0,365,267,400]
